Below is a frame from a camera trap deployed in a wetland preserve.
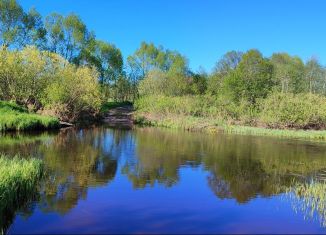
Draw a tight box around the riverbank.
[0,101,59,131]
[134,113,326,141]
[0,156,43,232]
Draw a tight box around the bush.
[0,47,54,108]
[259,92,326,129]
[135,94,258,126]
[0,46,103,122]
[42,62,103,122]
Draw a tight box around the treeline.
[136,48,326,129]
[1,0,326,128]
[0,0,135,121]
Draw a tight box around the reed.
[0,155,44,233]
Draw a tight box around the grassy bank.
[0,101,59,131]
[0,156,43,232]
[134,94,326,141]
[134,113,326,141]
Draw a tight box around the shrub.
[42,64,103,122]
[0,46,103,122]
[259,92,326,129]
[135,94,258,125]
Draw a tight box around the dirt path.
[102,105,134,129]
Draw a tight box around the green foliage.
[0,0,45,48]
[223,49,274,104]
[213,50,243,75]
[0,101,59,131]
[0,0,24,47]
[259,92,326,129]
[0,155,43,231]
[305,58,325,94]
[0,46,102,122]
[45,13,91,62]
[42,64,102,121]
[0,46,53,107]
[270,53,305,93]
[135,95,257,123]
[128,42,193,97]
[100,101,132,114]
[80,40,123,85]
[135,92,326,136]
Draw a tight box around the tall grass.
[0,101,59,131]
[222,125,326,141]
[0,156,44,233]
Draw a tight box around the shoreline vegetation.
[134,94,326,141]
[0,156,43,232]
[0,101,59,132]
[135,113,326,141]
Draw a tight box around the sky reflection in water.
[2,127,326,234]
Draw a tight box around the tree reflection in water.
[125,128,326,203]
[2,126,326,231]
[38,128,118,214]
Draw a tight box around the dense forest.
[1,0,326,129]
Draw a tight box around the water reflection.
[128,128,326,203]
[1,127,326,233]
[37,128,118,214]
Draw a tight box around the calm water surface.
[2,126,326,234]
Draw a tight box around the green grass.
[134,113,326,141]
[0,101,60,131]
[222,125,326,141]
[0,156,44,232]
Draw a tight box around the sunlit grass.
[0,155,44,233]
[135,113,326,141]
[0,101,59,131]
[223,125,326,141]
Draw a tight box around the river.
[2,126,326,233]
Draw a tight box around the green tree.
[127,42,160,79]
[0,0,46,49]
[213,50,243,75]
[270,53,305,93]
[305,57,324,94]
[21,8,47,49]
[190,69,208,95]
[80,40,123,85]
[45,13,90,63]
[0,46,51,107]
[0,0,24,47]
[208,51,243,95]
[223,49,274,104]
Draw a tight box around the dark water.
[2,126,326,234]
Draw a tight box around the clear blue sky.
[20,0,326,72]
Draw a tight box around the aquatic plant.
[0,156,44,233]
